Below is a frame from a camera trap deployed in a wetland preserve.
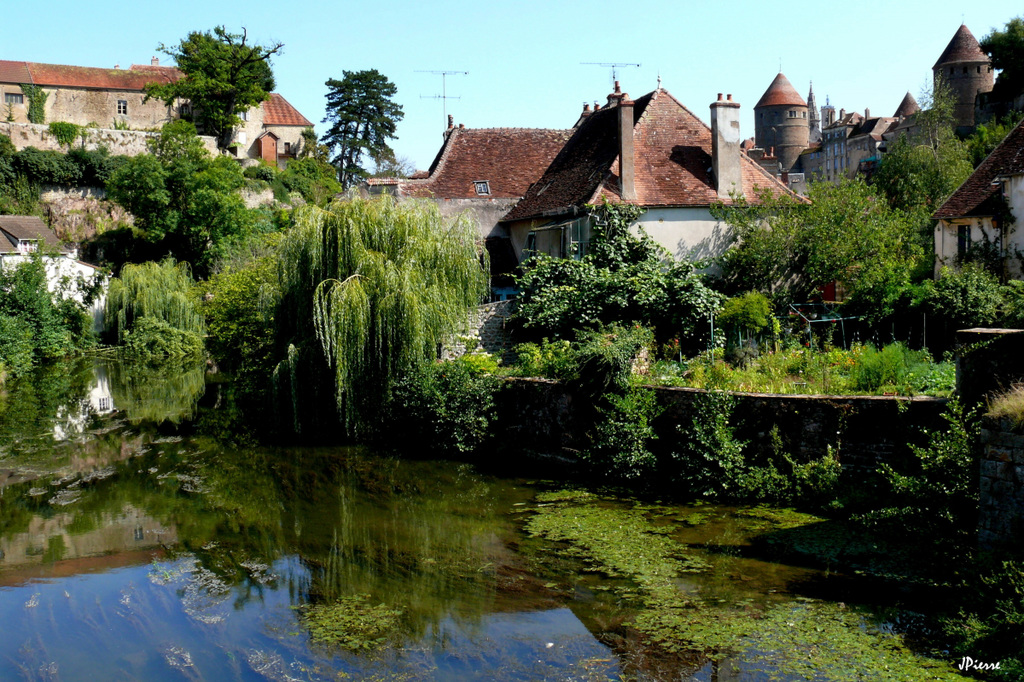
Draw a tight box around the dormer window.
[17,239,38,255]
[474,180,490,195]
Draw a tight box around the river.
[0,359,970,680]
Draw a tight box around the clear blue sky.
[4,1,1021,171]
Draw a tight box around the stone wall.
[443,300,515,361]
[0,122,218,156]
[979,420,1024,549]
[497,378,949,471]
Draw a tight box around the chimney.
[151,56,159,66]
[619,94,636,201]
[840,108,845,120]
[447,114,454,130]
[710,93,742,200]
[865,107,871,118]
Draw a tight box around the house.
[932,118,1024,278]
[501,84,796,267]
[0,58,311,168]
[0,215,106,332]
[364,119,571,288]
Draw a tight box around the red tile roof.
[504,90,798,223]
[396,127,571,199]
[933,118,1024,219]
[262,93,312,127]
[755,73,806,109]
[0,215,65,253]
[0,61,32,85]
[934,24,989,68]
[20,61,181,90]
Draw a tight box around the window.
[239,110,249,122]
[474,180,490,195]
[958,225,970,256]
[4,93,23,104]
[284,141,291,155]
[179,104,191,117]
[117,100,127,115]
[17,240,38,255]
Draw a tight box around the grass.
[987,384,1024,428]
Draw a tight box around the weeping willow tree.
[105,260,205,348]
[274,197,487,437]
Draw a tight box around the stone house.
[0,57,312,168]
[501,84,797,269]
[932,117,1024,278]
[0,215,106,332]
[363,120,571,290]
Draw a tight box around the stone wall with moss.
[0,122,218,157]
[498,378,949,471]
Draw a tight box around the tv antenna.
[582,62,641,86]
[417,70,468,127]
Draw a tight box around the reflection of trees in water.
[0,359,95,454]
[105,358,205,424]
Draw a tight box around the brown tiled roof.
[933,118,1024,219]
[893,92,920,118]
[0,60,32,84]
[755,73,806,109]
[0,215,64,253]
[262,93,312,127]
[23,62,181,90]
[504,89,798,222]
[934,24,989,68]
[396,127,571,200]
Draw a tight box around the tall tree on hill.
[145,26,283,150]
[981,17,1024,103]
[321,70,404,189]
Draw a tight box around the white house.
[933,118,1024,278]
[0,215,107,332]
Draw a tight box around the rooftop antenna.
[581,62,641,87]
[657,72,662,90]
[416,70,468,128]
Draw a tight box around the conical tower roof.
[934,24,988,68]
[755,73,807,108]
[893,91,920,118]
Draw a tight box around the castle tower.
[933,24,993,130]
[807,82,821,144]
[754,72,809,173]
[821,95,836,128]
[893,92,920,119]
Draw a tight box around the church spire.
[807,82,821,143]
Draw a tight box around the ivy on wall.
[20,84,48,124]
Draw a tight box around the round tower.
[933,24,993,130]
[754,73,809,173]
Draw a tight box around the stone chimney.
[710,93,743,200]
[447,114,454,130]
[865,107,871,118]
[618,93,636,201]
[151,56,160,66]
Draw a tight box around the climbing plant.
[47,122,81,150]
[274,197,487,436]
[20,84,48,124]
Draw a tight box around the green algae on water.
[526,490,966,682]
[296,595,404,652]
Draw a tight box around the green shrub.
[928,264,1004,329]
[121,316,204,359]
[243,163,279,182]
[574,325,653,394]
[849,343,911,392]
[457,352,499,375]
[386,357,501,457]
[670,390,748,498]
[47,121,82,149]
[13,147,82,185]
[0,315,34,378]
[509,338,576,379]
[582,386,662,480]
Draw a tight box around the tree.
[981,17,1024,103]
[273,197,486,437]
[321,70,404,189]
[144,26,283,149]
[713,180,922,320]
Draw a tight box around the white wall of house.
[636,207,733,263]
[934,173,1024,279]
[0,255,107,333]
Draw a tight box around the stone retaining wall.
[979,421,1024,549]
[0,122,218,156]
[443,300,515,361]
[497,378,949,472]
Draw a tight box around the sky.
[4,0,1022,172]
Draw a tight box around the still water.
[0,360,967,681]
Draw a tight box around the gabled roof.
[755,73,807,109]
[933,118,1024,220]
[893,92,920,118]
[0,215,66,253]
[934,24,989,68]
[504,89,798,223]
[0,60,183,90]
[262,93,312,127]
[850,117,896,139]
[395,127,571,199]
